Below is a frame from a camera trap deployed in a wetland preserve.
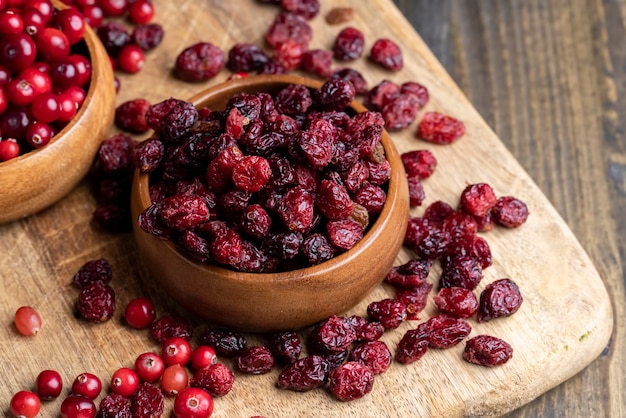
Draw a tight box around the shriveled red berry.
[150,315,193,342]
[370,38,403,71]
[77,281,115,322]
[190,363,234,397]
[175,42,225,82]
[300,49,333,78]
[268,331,302,364]
[463,335,514,366]
[132,23,164,51]
[396,322,429,364]
[477,278,523,322]
[333,26,364,60]
[440,255,483,290]
[278,186,315,232]
[434,287,478,318]
[130,382,164,417]
[385,259,431,288]
[424,314,472,348]
[115,98,150,133]
[382,93,420,129]
[396,281,433,320]
[401,81,429,108]
[236,346,275,374]
[280,0,320,20]
[316,179,353,220]
[326,219,363,250]
[199,327,247,358]
[265,12,312,49]
[98,393,130,417]
[328,361,374,402]
[493,196,529,228]
[349,341,392,374]
[72,258,112,289]
[332,67,368,94]
[272,39,303,70]
[312,315,356,353]
[401,149,437,179]
[277,355,329,392]
[460,183,497,217]
[232,155,272,192]
[227,43,269,72]
[367,298,406,329]
[417,111,465,144]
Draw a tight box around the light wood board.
[0,0,613,416]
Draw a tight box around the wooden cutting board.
[0,0,613,416]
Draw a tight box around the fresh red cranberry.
[161,336,192,366]
[160,364,189,397]
[0,138,21,161]
[463,335,514,366]
[67,54,91,86]
[30,92,58,123]
[0,32,36,73]
[71,372,101,400]
[124,296,156,329]
[134,352,165,383]
[34,27,70,61]
[9,390,40,418]
[60,394,96,418]
[110,367,139,397]
[25,120,52,148]
[23,0,53,24]
[117,44,144,73]
[173,387,214,418]
[81,5,104,27]
[99,0,127,17]
[0,10,24,36]
[55,91,77,122]
[52,8,84,45]
[14,305,42,335]
[21,8,45,38]
[190,345,217,370]
[127,0,154,24]
[35,369,63,400]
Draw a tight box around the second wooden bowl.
[131,75,409,333]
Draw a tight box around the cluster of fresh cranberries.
[0,0,92,161]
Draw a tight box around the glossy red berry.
[14,305,42,336]
[116,44,144,73]
[71,372,102,399]
[173,387,214,418]
[25,120,53,148]
[134,351,165,383]
[0,33,37,73]
[20,7,45,37]
[161,364,189,397]
[9,390,40,418]
[30,91,58,123]
[127,0,154,24]
[0,10,24,36]
[60,394,96,418]
[190,345,218,370]
[162,336,192,366]
[110,367,139,397]
[124,297,156,329]
[52,8,85,45]
[35,369,63,400]
[0,139,20,161]
[99,0,128,17]
[34,27,70,62]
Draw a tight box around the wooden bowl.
[131,74,409,333]
[0,3,115,224]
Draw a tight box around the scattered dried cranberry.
[407,175,425,206]
[333,27,364,61]
[477,278,523,322]
[300,48,333,78]
[311,315,356,353]
[493,196,529,228]
[115,98,151,133]
[97,133,136,176]
[440,255,483,290]
[367,298,406,329]
[150,315,193,342]
[130,382,164,418]
[132,23,164,51]
[433,287,478,319]
[190,363,234,397]
[332,67,368,94]
[72,258,112,289]
[268,331,302,364]
[396,322,429,364]
[277,355,329,392]
[280,0,320,20]
[98,392,131,417]
[199,327,248,358]
[236,346,275,374]
[265,12,312,49]
[328,361,374,402]
[370,38,403,71]
[77,280,116,323]
[396,281,433,320]
[347,315,384,342]
[424,314,472,349]
[385,258,431,288]
[401,149,437,179]
[175,42,225,82]
[417,111,466,144]
[463,335,513,367]
[460,183,498,217]
[349,341,392,374]
[227,43,269,72]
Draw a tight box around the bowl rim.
[0,1,103,169]
[134,74,407,285]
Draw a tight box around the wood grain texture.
[0,0,617,416]
[392,0,626,416]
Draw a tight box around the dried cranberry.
[400,81,429,108]
[333,27,364,60]
[396,282,433,320]
[365,79,400,111]
[407,175,425,207]
[277,355,329,392]
[145,98,199,141]
[417,111,465,144]
[150,315,193,342]
[332,67,368,94]
[434,287,478,319]
[278,186,315,232]
[493,196,529,228]
[300,233,335,265]
[275,83,312,115]
[130,382,164,418]
[370,38,403,71]
[440,255,483,290]
[132,23,164,51]
[312,315,356,353]
[77,281,116,323]
[463,335,514,367]
[315,78,355,112]
[280,0,319,20]
[199,327,247,358]
[134,137,164,173]
[179,230,211,261]
[385,259,431,288]
[175,42,225,82]
[346,315,384,342]
[367,298,406,329]
[424,200,455,225]
[316,179,354,220]
[445,234,492,269]
[381,93,420,130]
[232,155,272,192]
[272,39,304,70]
[326,219,363,250]
[349,341,392,374]
[190,363,234,397]
[72,258,112,289]
[236,346,275,374]
[159,194,211,230]
[265,12,312,49]
[328,362,374,402]
[227,43,269,72]
[92,205,132,232]
[300,48,333,78]
[401,149,437,179]
[98,134,136,176]
[115,98,151,133]
[396,323,429,364]
[424,314,471,348]
[293,127,334,169]
[477,278,523,322]
[268,331,302,364]
[98,393,130,417]
[403,217,448,260]
[460,183,497,217]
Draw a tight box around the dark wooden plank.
[393,0,626,416]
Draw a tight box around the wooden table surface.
[391,0,626,416]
